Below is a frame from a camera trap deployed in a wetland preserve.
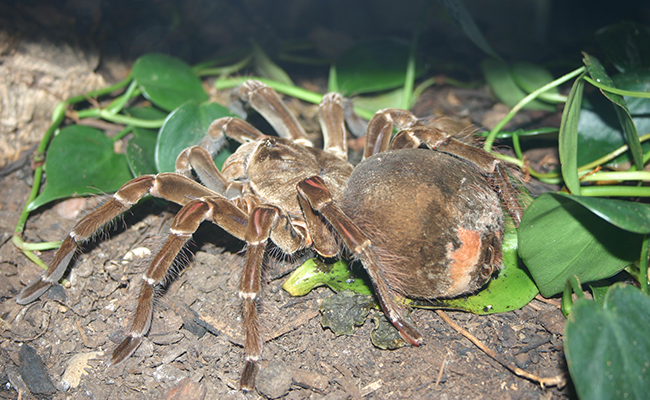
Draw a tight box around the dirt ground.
[0,4,572,400]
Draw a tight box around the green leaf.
[559,73,585,195]
[155,101,234,173]
[336,38,424,95]
[124,106,168,176]
[438,0,501,60]
[126,130,158,177]
[28,126,132,211]
[589,278,618,305]
[518,193,643,297]
[283,259,373,296]
[252,42,293,86]
[583,53,643,170]
[481,59,555,111]
[565,284,650,400]
[132,53,208,112]
[596,22,650,73]
[512,62,561,101]
[577,69,650,168]
[555,192,650,234]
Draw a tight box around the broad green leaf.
[481,59,555,111]
[155,101,234,173]
[336,38,424,95]
[283,259,372,296]
[596,22,650,73]
[558,73,585,195]
[132,53,208,112]
[565,284,650,400]
[512,62,560,100]
[438,0,501,60]
[126,130,158,177]
[577,69,650,167]
[28,126,132,211]
[518,193,643,297]
[583,53,643,170]
[589,278,618,305]
[124,106,168,176]
[555,192,650,234]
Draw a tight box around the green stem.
[561,279,574,316]
[100,111,166,128]
[217,76,377,121]
[198,54,253,77]
[401,32,418,110]
[14,237,63,251]
[583,76,650,98]
[217,76,324,104]
[579,186,650,197]
[571,275,584,298]
[484,66,586,153]
[575,133,650,173]
[579,170,650,182]
[104,81,141,115]
[66,75,133,105]
[14,102,66,235]
[75,108,166,128]
[402,52,415,110]
[535,92,568,103]
[192,49,252,74]
[411,77,437,106]
[113,125,135,142]
[512,133,523,160]
[328,65,338,93]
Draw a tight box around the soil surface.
[0,3,572,399]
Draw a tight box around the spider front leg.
[16,173,216,304]
[296,176,423,346]
[239,205,309,391]
[110,195,249,365]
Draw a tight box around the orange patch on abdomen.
[444,226,481,297]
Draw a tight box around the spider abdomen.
[340,148,505,299]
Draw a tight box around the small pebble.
[153,364,189,386]
[54,197,87,220]
[514,352,531,369]
[256,361,293,399]
[43,284,67,303]
[19,344,56,395]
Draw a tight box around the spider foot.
[15,278,53,305]
[108,335,143,367]
[240,359,260,392]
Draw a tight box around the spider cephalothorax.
[17,80,521,391]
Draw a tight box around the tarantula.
[16,80,522,391]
